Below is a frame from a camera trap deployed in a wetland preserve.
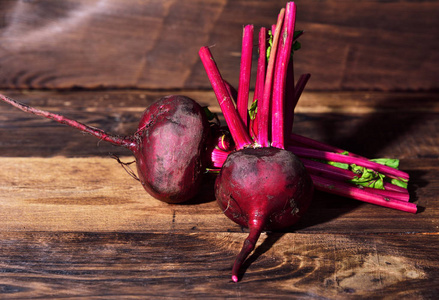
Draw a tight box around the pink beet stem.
[301,158,410,201]
[224,80,238,102]
[288,135,408,183]
[237,25,254,128]
[285,73,310,141]
[0,94,136,150]
[362,186,410,202]
[250,27,268,139]
[289,133,366,158]
[283,61,296,140]
[231,224,264,282]
[211,148,230,168]
[301,158,359,182]
[257,8,285,147]
[253,27,268,108]
[293,73,311,105]
[310,174,417,213]
[199,46,253,149]
[272,2,296,149]
[383,182,409,193]
[288,145,410,180]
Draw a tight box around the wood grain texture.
[1,90,437,158]
[0,232,438,298]
[0,90,438,298]
[0,156,437,233]
[0,0,438,91]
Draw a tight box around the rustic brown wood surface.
[1,0,438,91]
[0,90,438,298]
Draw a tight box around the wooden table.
[0,90,438,298]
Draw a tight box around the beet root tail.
[231,225,263,282]
[0,94,136,150]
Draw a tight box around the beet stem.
[288,133,365,158]
[272,2,296,149]
[0,94,136,150]
[257,8,285,147]
[310,174,417,213]
[211,148,230,168]
[253,27,268,108]
[284,62,297,140]
[285,73,311,136]
[250,27,268,139]
[301,157,363,182]
[288,145,409,180]
[302,158,409,201]
[382,182,409,193]
[293,73,311,105]
[361,186,410,202]
[199,47,253,150]
[237,25,254,128]
[231,225,263,282]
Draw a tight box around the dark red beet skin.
[133,95,210,203]
[215,147,314,281]
[216,147,313,229]
[0,93,210,204]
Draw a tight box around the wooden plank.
[0,89,438,297]
[0,90,437,234]
[0,156,436,233]
[0,231,438,298]
[0,90,220,157]
[0,90,438,158]
[0,1,438,91]
[0,156,223,232]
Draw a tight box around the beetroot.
[0,94,210,203]
[200,1,414,282]
[216,148,312,230]
[199,2,315,282]
[134,95,210,203]
[216,147,313,281]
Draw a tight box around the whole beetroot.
[134,95,210,203]
[199,19,316,280]
[0,94,210,203]
[215,147,314,281]
[201,1,415,282]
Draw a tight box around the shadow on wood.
[236,232,286,282]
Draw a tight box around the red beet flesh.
[215,147,314,281]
